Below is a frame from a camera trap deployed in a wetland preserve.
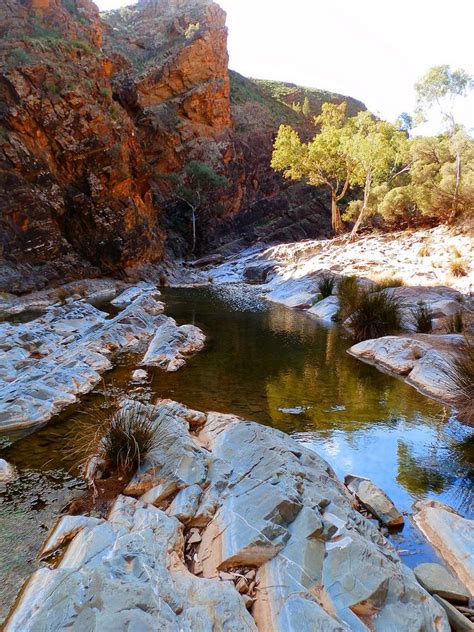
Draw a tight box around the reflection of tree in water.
[396,435,474,515]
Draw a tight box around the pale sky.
[96,0,474,134]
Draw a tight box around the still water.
[1,285,473,621]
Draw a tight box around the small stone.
[219,571,235,581]
[344,474,404,527]
[242,594,255,610]
[187,531,202,545]
[236,577,248,594]
[245,570,256,581]
[414,563,470,604]
[131,369,148,382]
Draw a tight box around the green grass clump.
[336,275,360,321]
[349,290,402,342]
[8,48,32,67]
[447,343,474,426]
[412,302,433,333]
[317,275,335,299]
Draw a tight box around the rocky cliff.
[0,0,365,291]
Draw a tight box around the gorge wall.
[0,0,365,291]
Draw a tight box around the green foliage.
[415,65,473,130]
[185,22,200,39]
[349,290,402,342]
[446,310,464,334]
[412,302,433,333]
[73,39,94,54]
[46,81,59,96]
[336,275,360,321]
[8,48,32,67]
[101,87,111,98]
[317,275,335,298]
[291,101,302,113]
[446,343,474,425]
[302,96,310,117]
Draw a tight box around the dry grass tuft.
[449,260,467,278]
[317,275,335,299]
[412,302,433,333]
[446,310,464,334]
[375,276,405,290]
[348,290,402,342]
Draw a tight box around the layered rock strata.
[5,400,451,631]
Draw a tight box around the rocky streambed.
[0,283,473,629]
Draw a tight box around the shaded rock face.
[5,402,450,630]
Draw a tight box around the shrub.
[349,290,402,342]
[449,260,467,277]
[317,275,335,299]
[446,343,474,426]
[9,48,32,67]
[185,22,200,39]
[446,310,464,333]
[46,81,59,95]
[336,275,360,321]
[101,87,110,98]
[375,276,405,290]
[412,302,433,333]
[73,39,94,54]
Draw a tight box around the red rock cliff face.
[0,0,164,290]
[0,0,363,290]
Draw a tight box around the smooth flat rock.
[140,318,205,371]
[413,500,474,596]
[308,296,340,321]
[344,474,404,527]
[110,282,160,308]
[348,335,465,405]
[414,563,470,603]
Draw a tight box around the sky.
[96,0,474,134]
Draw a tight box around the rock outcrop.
[0,283,204,432]
[5,401,450,630]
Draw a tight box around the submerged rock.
[413,500,474,596]
[6,402,450,631]
[344,474,404,527]
[414,563,470,604]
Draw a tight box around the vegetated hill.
[0,0,366,292]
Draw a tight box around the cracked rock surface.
[6,401,450,631]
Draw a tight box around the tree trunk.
[450,152,461,222]
[331,190,343,235]
[191,207,197,252]
[349,173,372,241]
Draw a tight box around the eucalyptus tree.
[415,65,473,219]
[272,102,355,234]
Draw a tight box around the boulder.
[344,474,404,527]
[413,500,474,595]
[0,458,16,484]
[414,563,470,603]
[140,318,205,371]
[131,369,148,383]
[243,263,277,284]
[111,283,160,308]
[348,335,465,406]
[308,296,340,321]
